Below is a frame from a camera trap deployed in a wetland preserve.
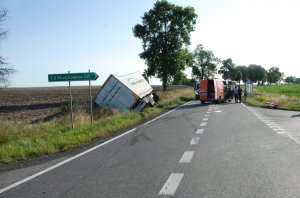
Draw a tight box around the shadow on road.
[177,102,209,110]
[291,114,300,118]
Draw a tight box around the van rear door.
[200,80,208,102]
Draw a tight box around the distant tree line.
[284,76,300,84]
[218,59,285,85]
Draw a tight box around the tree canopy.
[133,0,197,91]
[284,76,296,84]
[191,44,219,80]
[218,58,236,80]
[267,67,283,84]
[235,66,248,83]
[247,64,266,84]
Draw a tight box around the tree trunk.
[162,71,168,92]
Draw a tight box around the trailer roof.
[114,71,153,98]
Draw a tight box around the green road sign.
[48,72,99,82]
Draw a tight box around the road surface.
[0,101,299,197]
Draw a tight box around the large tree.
[284,76,296,84]
[247,64,266,84]
[0,9,14,86]
[235,65,248,83]
[218,58,236,80]
[191,44,219,80]
[133,0,197,91]
[267,67,284,84]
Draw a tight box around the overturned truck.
[94,72,159,112]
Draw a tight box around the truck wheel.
[201,100,205,104]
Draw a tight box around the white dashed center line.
[190,137,200,145]
[158,173,184,196]
[196,129,204,134]
[200,122,207,127]
[179,151,195,163]
[203,118,208,121]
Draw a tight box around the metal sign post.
[68,71,74,130]
[48,70,98,129]
[89,70,93,124]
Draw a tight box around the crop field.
[247,85,300,111]
[0,86,101,122]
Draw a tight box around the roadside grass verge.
[246,85,300,111]
[0,88,194,164]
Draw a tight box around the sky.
[1,0,300,87]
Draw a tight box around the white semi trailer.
[94,72,158,112]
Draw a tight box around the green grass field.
[0,88,194,164]
[247,85,300,111]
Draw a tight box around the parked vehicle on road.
[196,79,227,104]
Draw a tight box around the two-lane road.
[0,101,299,197]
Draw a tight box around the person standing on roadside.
[244,88,248,101]
[234,86,239,103]
[238,85,242,103]
[227,85,232,102]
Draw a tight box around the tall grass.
[247,85,300,110]
[0,88,194,164]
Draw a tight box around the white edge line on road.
[0,127,137,194]
[245,106,300,145]
[158,173,184,196]
[0,101,193,194]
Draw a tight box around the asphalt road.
[0,101,299,197]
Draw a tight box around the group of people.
[233,86,243,103]
[225,85,247,103]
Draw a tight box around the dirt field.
[0,85,188,122]
[0,86,101,122]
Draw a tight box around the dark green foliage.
[172,70,187,85]
[133,0,197,91]
[235,66,248,83]
[191,44,219,80]
[235,71,242,84]
[247,64,266,84]
[284,76,296,84]
[218,58,236,80]
[267,67,284,84]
